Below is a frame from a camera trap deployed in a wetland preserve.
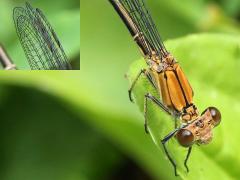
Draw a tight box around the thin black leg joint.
[145,93,171,115]
[144,93,171,133]
[128,68,146,102]
[184,146,192,173]
[161,128,180,176]
[143,93,172,133]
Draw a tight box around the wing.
[109,0,168,60]
[13,2,72,70]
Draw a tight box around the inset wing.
[110,0,168,60]
[13,2,72,70]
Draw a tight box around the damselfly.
[13,2,72,70]
[109,0,221,176]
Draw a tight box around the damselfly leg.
[161,126,193,176]
[128,68,147,102]
[184,146,192,172]
[161,128,180,176]
[144,93,172,133]
[0,45,16,70]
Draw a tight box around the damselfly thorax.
[147,53,199,123]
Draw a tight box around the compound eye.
[208,107,221,126]
[176,129,194,147]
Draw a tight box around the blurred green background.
[0,0,240,180]
[0,0,80,69]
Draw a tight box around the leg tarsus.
[174,119,177,129]
[144,123,149,134]
[145,93,172,115]
[128,89,134,102]
[144,93,149,134]
[161,128,181,176]
[161,140,178,176]
[143,92,172,134]
[128,68,146,103]
[184,146,192,173]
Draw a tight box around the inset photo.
[0,0,80,70]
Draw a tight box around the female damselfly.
[109,0,221,176]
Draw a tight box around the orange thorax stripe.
[158,63,193,112]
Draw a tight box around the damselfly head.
[176,107,221,147]
[176,128,194,147]
[201,106,221,127]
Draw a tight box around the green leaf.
[128,33,240,179]
[0,34,239,179]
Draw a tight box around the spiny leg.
[144,93,171,133]
[0,45,16,70]
[174,117,177,129]
[128,68,146,102]
[144,93,149,133]
[161,128,181,176]
[128,67,158,102]
[129,68,166,133]
[172,111,182,129]
[184,146,192,173]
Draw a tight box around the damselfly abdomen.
[109,0,221,176]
